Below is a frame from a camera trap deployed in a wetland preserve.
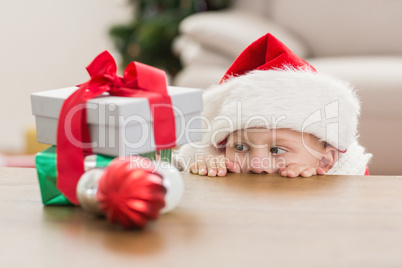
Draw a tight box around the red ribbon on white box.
[56,51,176,204]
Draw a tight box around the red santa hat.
[200,33,360,153]
[176,33,368,174]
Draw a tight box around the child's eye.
[233,144,250,152]
[270,147,286,155]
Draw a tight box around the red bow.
[56,51,176,205]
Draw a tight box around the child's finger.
[189,163,198,174]
[217,156,227,176]
[316,167,327,175]
[205,156,218,176]
[282,164,309,178]
[278,166,286,174]
[300,167,317,177]
[280,164,296,177]
[225,158,241,173]
[196,155,207,176]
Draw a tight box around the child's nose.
[248,150,276,174]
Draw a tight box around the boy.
[175,33,371,177]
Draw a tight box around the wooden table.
[2,167,402,267]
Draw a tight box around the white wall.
[0,0,132,153]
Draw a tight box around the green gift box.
[35,146,171,206]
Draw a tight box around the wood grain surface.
[1,167,402,268]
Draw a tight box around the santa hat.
[176,33,366,172]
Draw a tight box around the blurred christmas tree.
[109,0,231,78]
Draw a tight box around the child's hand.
[189,155,226,176]
[189,155,241,176]
[278,164,326,178]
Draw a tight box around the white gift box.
[31,86,203,156]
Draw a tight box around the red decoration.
[96,158,166,229]
[57,51,176,204]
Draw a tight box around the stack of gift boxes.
[31,51,203,206]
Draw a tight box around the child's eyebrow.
[229,135,245,143]
[229,132,242,141]
[271,137,299,145]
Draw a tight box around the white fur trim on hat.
[326,141,372,175]
[202,68,361,152]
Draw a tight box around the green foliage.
[109,0,231,77]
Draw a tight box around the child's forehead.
[228,128,314,143]
[231,128,294,138]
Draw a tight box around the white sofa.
[172,0,402,175]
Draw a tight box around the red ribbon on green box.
[56,51,176,205]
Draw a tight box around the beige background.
[0,0,131,153]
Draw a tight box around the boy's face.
[225,128,326,174]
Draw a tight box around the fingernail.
[218,170,225,176]
[208,170,216,176]
[199,168,207,175]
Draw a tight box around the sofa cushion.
[173,65,228,88]
[308,56,402,117]
[172,35,234,68]
[179,9,311,60]
[270,0,402,57]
